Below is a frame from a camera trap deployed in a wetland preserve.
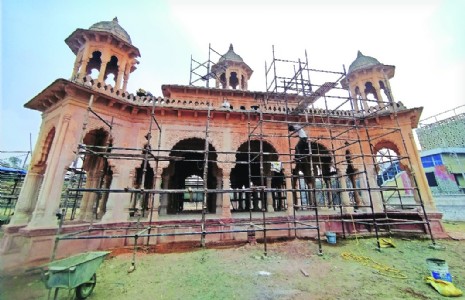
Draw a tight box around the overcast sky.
[1,0,464,164]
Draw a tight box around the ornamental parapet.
[75,76,405,117]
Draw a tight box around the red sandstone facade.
[0,18,446,272]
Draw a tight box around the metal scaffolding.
[43,45,437,271]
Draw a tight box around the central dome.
[348,51,381,74]
[219,44,244,63]
[89,17,132,44]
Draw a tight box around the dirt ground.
[1,222,464,300]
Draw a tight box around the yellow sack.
[425,276,463,297]
[379,238,396,248]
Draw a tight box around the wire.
[341,251,407,279]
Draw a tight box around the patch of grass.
[443,221,465,233]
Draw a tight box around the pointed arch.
[36,127,56,167]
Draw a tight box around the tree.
[8,157,22,169]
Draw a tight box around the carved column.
[159,173,170,215]
[360,90,369,111]
[266,177,274,212]
[71,58,81,80]
[337,168,353,213]
[8,166,45,226]
[122,69,130,92]
[75,46,90,79]
[98,55,110,83]
[349,86,360,111]
[101,162,132,223]
[78,171,100,221]
[28,114,77,228]
[150,166,164,221]
[226,70,231,89]
[78,58,90,79]
[220,166,232,219]
[115,63,125,90]
[365,166,383,212]
[406,132,435,209]
[284,169,294,216]
[373,81,384,108]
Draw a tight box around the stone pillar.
[78,58,90,79]
[159,173,169,215]
[115,66,125,90]
[98,56,110,83]
[365,167,383,212]
[75,46,90,79]
[360,91,369,111]
[8,168,44,225]
[406,132,436,209]
[337,168,353,213]
[220,167,232,219]
[150,167,163,221]
[226,70,231,89]
[71,58,80,80]
[122,70,130,92]
[284,169,294,216]
[101,162,132,223]
[349,86,360,111]
[27,114,77,228]
[78,172,100,222]
[97,170,113,219]
[382,75,395,103]
[373,81,384,108]
[266,177,274,212]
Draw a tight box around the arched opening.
[105,73,116,86]
[219,73,227,89]
[292,141,336,208]
[345,149,362,207]
[130,160,154,217]
[163,138,218,214]
[374,141,414,207]
[75,128,113,221]
[229,72,239,89]
[379,80,393,103]
[86,51,102,78]
[182,175,204,211]
[364,81,380,105]
[104,55,119,86]
[230,140,279,212]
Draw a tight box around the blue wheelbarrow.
[41,251,110,299]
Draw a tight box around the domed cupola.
[66,17,141,92]
[211,44,253,90]
[342,51,396,112]
[89,17,132,44]
[348,51,381,74]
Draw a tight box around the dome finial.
[229,43,234,51]
[348,51,381,74]
[113,17,119,23]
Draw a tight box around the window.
[421,154,443,168]
[425,172,438,187]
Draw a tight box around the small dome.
[89,17,132,44]
[348,51,381,74]
[219,44,244,63]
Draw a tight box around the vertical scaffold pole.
[200,104,212,247]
